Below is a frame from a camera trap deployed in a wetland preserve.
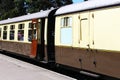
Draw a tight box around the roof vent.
[27,13,30,15]
[50,7,54,10]
[40,10,43,12]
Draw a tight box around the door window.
[60,17,72,45]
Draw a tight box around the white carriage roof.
[55,0,120,15]
[0,10,52,25]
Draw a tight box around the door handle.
[86,44,91,52]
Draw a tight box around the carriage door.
[79,12,93,70]
[36,18,45,60]
[31,19,38,58]
[31,19,45,60]
[79,13,90,48]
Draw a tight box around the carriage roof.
[55,0,120,15]
[0,9,52,25]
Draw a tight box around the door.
[31,19,38,58]
[31,19,45,60]
[78,12,94,71]
[36,18,45,60]
[79,13,90,48]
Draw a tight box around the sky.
[73,0,84,3]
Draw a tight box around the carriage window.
[10,25,15,40]
[28,23,37,41]
[3,26,8,40]
[28,23,32,41]
[60,17,72,45]
[18,24,24,41]
[61,17,72,28]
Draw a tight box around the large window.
[3,26,8,40]
[10,25,15,40]
[60,17,72,45]
[18,24,24,41]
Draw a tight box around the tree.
[25,0,73,13]
[0,0,73,20]
[50,0,73,8]
[14,0,26,16]
[0,0,15,20]
[25,0,52,13]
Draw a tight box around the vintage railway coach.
[55,0,120,79]
[0,9,57,62]
[0,0,120,79]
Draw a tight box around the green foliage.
[0,0,73,20]
[0,0,15,20]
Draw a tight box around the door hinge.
[93,41,94,45]
[92,13,94,18]
[78,15,80,19]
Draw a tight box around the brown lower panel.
[95,50,120,78]
[0,41,31,56]
[55,46,120,78]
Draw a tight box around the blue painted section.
[60,28,72,45]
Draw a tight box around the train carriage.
[0,0,120,79]
[0,9,56,62]
[55,0,120,79]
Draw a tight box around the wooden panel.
[0,41,31,56]
[55,46,120,78]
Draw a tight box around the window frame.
[3,26,8,40]
[9,25,15,40]
[18,23,25,41]
[61,16,72,28]
[28,23,32,42]
[60,16,73,46]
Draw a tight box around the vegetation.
[0,0,73,20]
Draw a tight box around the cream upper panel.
[0,19,40,43]
[0,26,3,40]
[44,18,48,45]
[0,18,49,44]
[55,12,90,47]
[91,6,120,51]
[0,20,33,43]
[55,6,120,52]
